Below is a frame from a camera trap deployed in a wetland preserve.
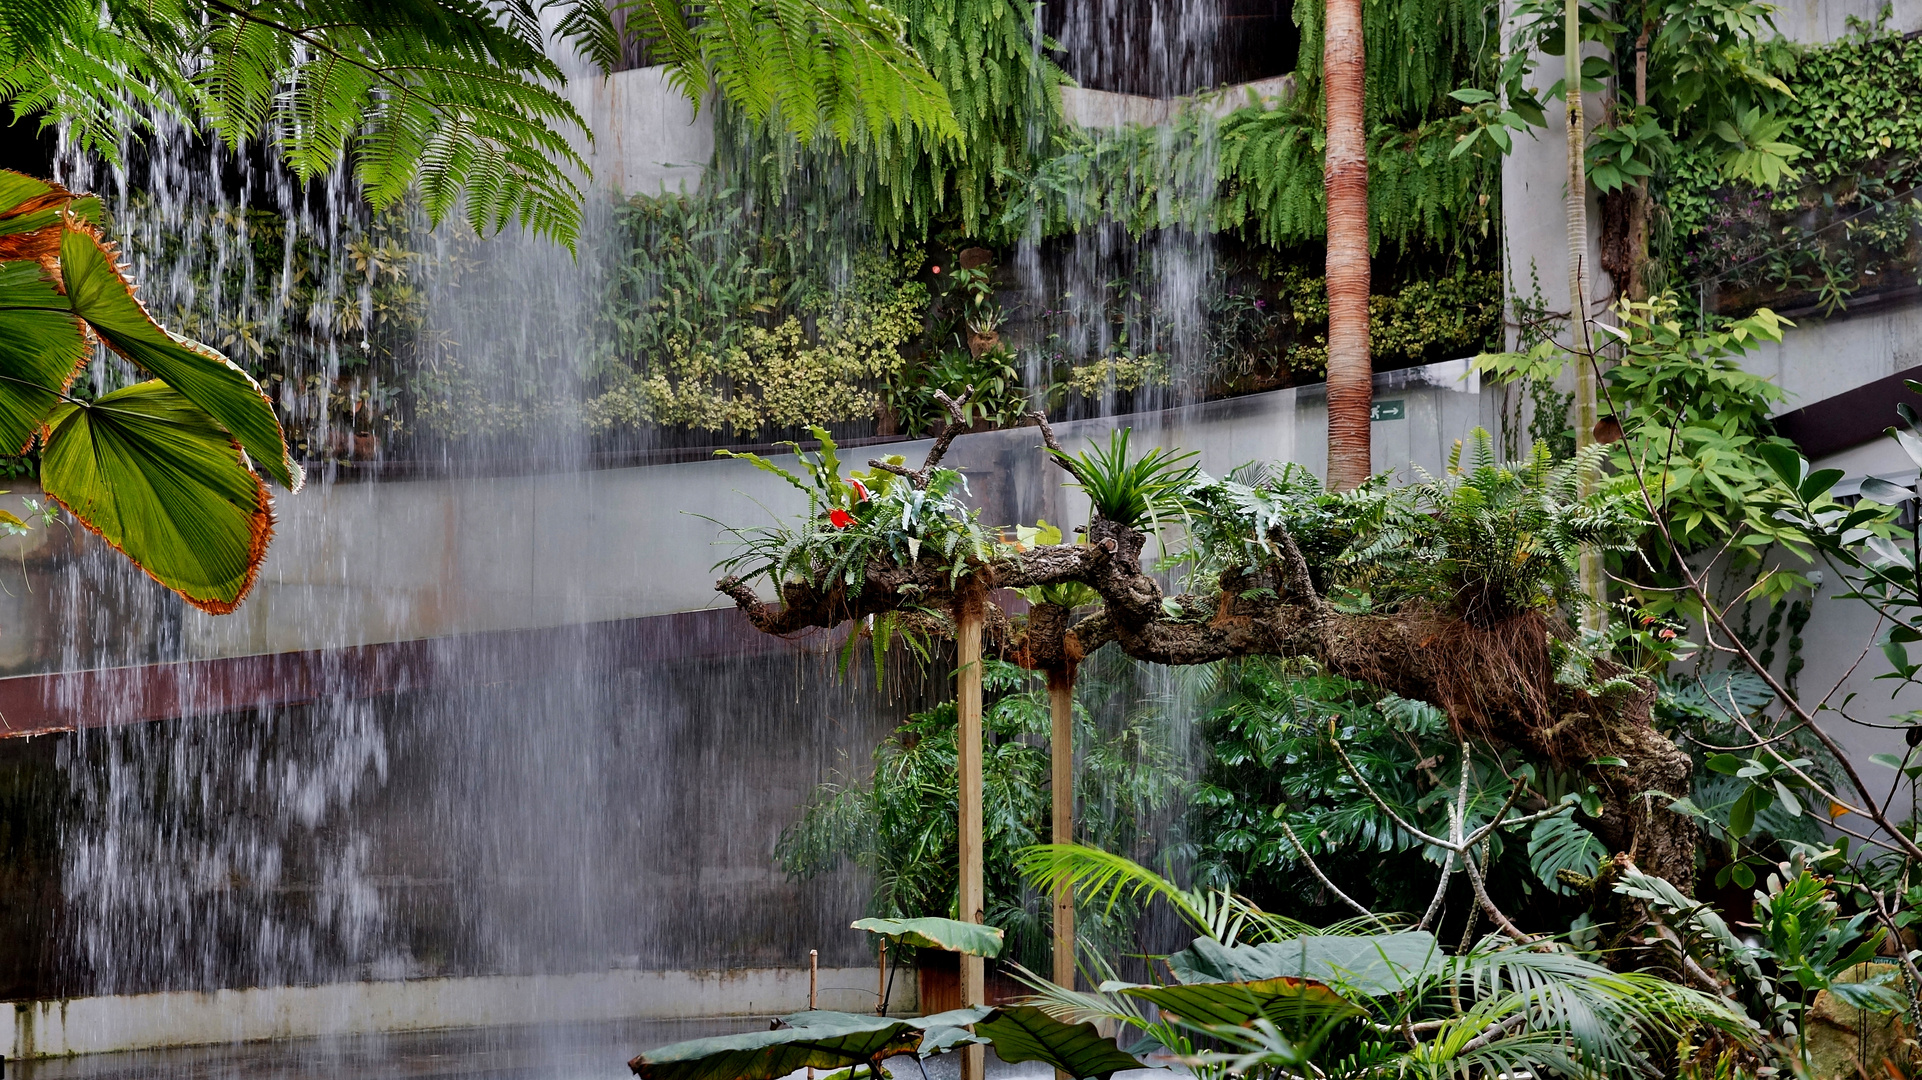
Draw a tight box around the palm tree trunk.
[1564,0,1606,628]
[1323,0,1371,492]
[956,583,986,1080]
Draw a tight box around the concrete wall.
[6,966,912,1060]
[0,359,1500,678]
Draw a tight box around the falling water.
[0,0,1271,1068]
[1013,0,1227,420]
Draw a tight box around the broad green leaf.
[0,260,89,452]
[1756,442,1805,490]
[852,917,1005,957]
[1114,976,1365,1028]
[1799,468,1844,503]
[59,225,300,491]
[973,1006,1144,1080]
[1728,788,1756,839]
[1704,753,1745,775]
[40,381,272,614]
[1860,477,1916,506]
[629,1013,922,1080]
[1163,934,1442,997]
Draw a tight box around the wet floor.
[6,1019,1079,1080]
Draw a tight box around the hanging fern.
[996,0,1500,256]
[713,0,1066,244]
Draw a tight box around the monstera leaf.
[1112,976,1364,1029]
[0,171,299,612]
[974,1006,1144,1080]
[1165,933,1443,997]
[628,1013,922,1080]
[852,917,1005,957]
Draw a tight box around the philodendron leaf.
[974,1006,1144,1080]
[1112,976,1364,1029]
[40,381,272,614]
[58,224,302,491]
[852,917,1006,957]
[1164,933,1443,997]
[628,1013,922,1080]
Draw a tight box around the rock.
[1804,962,1915,1079]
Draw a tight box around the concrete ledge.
[7,965,915,1059]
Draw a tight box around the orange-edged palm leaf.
[0,259,89,453]
[58,223,301,491]
[40,380,273,614]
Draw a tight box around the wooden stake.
[1049,666,1076,1080]
[956,582,986,1080]
[877,939,888,1015]
[809,948,819,1080]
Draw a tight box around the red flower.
[848,479,870,502]
[829,508,855,529]
[1658,628,1676,640]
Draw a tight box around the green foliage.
[775,659,1181,971]
[590,192,929,436]
[1186,658,1590,916]
[4,0,959,246]
[1050,428,1199,531]
[1476,292,1801,608]
[1414,433,1640,623]
[1598,298,1793,554]
[1014,853,1756,1080]
[712,0,1063,245]
[1662,23,1922,305]
[1216,106,1504,253]
[629,0,958,147]
[1268,268,1503,380]
[713,427,993,590]
[0,172,298,613]
[631,1005,1143,1080]
[851,916,1004,956]
[1753,864,1891,1010]
[1176,435,1637,625]
[107,198,425,456]
[883,347,1030,438]
[5,0,603,243]
[1003,101,1502,258]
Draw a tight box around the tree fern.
[1,0,956,248]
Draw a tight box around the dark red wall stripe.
[0,606,818,738]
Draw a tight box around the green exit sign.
[1371,399,1405,422]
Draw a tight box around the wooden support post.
[1049,667,1076,991]
[956,582,986,1080]
[1049,666,1076,1080]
